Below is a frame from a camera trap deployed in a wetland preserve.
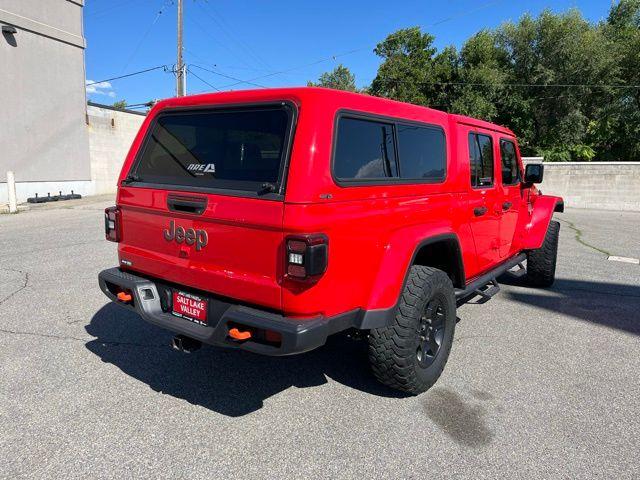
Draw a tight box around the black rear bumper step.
[455,253,527,305]
[98,267,360,356]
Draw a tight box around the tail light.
[285,234,328,279]
[104,206,121,242]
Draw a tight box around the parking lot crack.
[559,219,611,256]
[0,328,166,349]
[0,239,103,259]
[0,268,29,306]
[0,328,87,342]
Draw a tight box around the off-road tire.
[526,220,560,288]
[368,266,456,395]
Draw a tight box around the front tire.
[526,220,560,287]
[368,266,456,395]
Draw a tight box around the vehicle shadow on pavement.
[85,303,406,417]
[498,276,640,336]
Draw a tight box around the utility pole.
[176,0,185,96]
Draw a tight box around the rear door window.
[333,117,397,180]
[500,139,520,185]
[396,124,446,181]
[132,106,292,193]
[469,133,494,188]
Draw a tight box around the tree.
[112,100,127,110]
[451,29,508,120]
[369,27,506,117]
[595,0,640,161]
[369,27,441,105]
[308,65,358,92]
[494,9,616,160]
[365,4,640,161]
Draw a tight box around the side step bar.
[455,253,527,306]
[507,262,527,278]
[473,279,500,304]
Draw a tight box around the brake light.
[285,234,328,279]
[104,206,121,242]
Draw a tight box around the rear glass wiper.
[257,182,276,195]
[122,174,141,184]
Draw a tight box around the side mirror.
[524,163,544,185]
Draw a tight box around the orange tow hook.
[228,327,252,341]
[116,291,132,303]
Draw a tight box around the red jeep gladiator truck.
[99,87,562,395]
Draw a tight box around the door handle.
[167,194,207,215]
[474,206,488,217]
[502,201,512,211]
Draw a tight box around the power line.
[187,68,222,92]
[183,47,298,86]
[213,48,366,90]
[189,64,267,88]
[213,0,506,89]
[431,0,503,26]
[374,80,640,89]
[183,46,211,66]
[197,0,271,70]
[87,0,507,99]
[185,15,256,71]
[121,0,173,73]
[199,64,279,73]
[92,0,506,97]
[85,65,168,87]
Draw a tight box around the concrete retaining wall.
[523,161,640,211]
[87,103,145,195]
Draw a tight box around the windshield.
[131,105,292,193]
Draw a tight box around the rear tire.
[526,220,560,287]
[368,266,456,395]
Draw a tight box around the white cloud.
[86,79,116,97]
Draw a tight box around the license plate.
[172,291,208,325]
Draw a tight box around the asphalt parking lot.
[1,196,638,479]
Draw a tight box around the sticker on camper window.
[187,163,216,175]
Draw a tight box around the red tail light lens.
[285,234,328,279]
[104,206,121,242]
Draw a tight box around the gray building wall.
[0,103,146,203]
[0,0,90,184]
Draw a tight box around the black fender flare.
[356,233,465,330]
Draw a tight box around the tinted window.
[397,124,446,181]
[469,133,494,188]
[500,139,520,185]
[334,117,397,180]
[133,107,290,191]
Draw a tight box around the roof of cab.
[150,87,515,137]
[450,113,515,137]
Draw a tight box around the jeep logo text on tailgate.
[163,221,208,251]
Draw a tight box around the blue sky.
[84,0,611,108]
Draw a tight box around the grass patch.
[559,219,611,256]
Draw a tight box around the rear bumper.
[98,267,358,356]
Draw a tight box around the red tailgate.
[117,186,284,310]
